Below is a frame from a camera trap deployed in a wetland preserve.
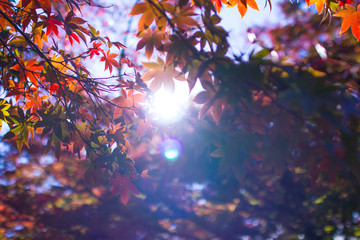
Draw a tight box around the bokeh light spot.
[164,149,179,160]
[161,138,182,161]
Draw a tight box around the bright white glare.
[164,149,179,160]
[148,83,189,125]
[17,156,29,165]
[315,43,327,60]
[333,235,345,240]
[189,182,205,191]
[247,32,257,43]
[270,50,279,62]
[198,199,207,205]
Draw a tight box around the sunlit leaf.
[334,4,360,40]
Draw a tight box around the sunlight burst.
[147,84,189,125]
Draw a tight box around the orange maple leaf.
[23,91,49,113]
[111,89,145,124]
[37,0,51,13]
[227,0,259,18]
[130,0,174,31]
[212,0,228,13]
[100,49,120,74]
[170,5,198,30]
[306,0,326,14]
[142,58,186,92]
[10,58,43,86]
[136,28,165,59]
[112,89,145,109]
[334,4,360,40]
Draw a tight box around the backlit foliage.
[1,0,360,239]
[0,0,148,204]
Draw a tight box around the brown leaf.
[193,91,212,104]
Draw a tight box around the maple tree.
[1,0,360,239]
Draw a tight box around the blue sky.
[219,0,284,56]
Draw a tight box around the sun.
[147,82,189,125]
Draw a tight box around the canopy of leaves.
[0,0,360,239]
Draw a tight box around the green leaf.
[17,137,23,152]
[252,48,270,60]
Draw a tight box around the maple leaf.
[112,89,145,109]
[334,4,360,40]
[50,54,72,73]
[19,0,32,8]
[120,57,137,68]
[163,34,197,67]
[68,32,80,46]
[23,91,50,113]
[65,12,87,26]
[136,28,166,59]
[306,0,327,14]
[72,122,91,157]
[10,58,43,86]
[19,2,38,31]
[32,26,47,50]
[87,42,103,59]
[100,49,120,74]
[6,81,26,102]
[37,0,58,13]
[109,172,139,205]
[111,89,145,124]
[44,15,63,38]
[23,0,53,13]
[227,0,259,18]
[142,58,186,92]
[0,99,11,132]
[137,118,152,139]
[104,36,126,50]
[170,5,198,30]
[130,0,174,31]
[211,0,231,13]
[63,11,89,44]
[338,0,352,7]
[193,90,214,105]
[211,97,226,125]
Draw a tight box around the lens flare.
[164,149,179,160]
[161,138,182,161]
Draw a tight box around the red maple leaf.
[339,0,352,7]
[100,49,120,74]
[109,172,139,205]
[68,32,80,46]
[46,15,63,38]
[87,42,103,59]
